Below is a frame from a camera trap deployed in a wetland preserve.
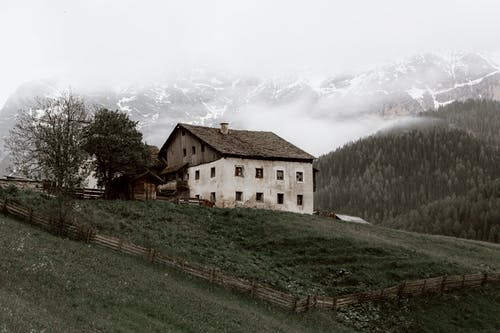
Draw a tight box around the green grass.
[72,200,500,297]
[3,213,500,333]
[3,189,500,332]
[0,214,352,333]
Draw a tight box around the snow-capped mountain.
[319,52,500,116]
[0,52,499,174]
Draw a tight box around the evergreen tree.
[83,108,151,198]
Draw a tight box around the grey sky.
[1,0,499,105]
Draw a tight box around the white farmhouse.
[158,123,316,214]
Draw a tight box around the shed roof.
[335,214,370,224]
[160,123,315,162]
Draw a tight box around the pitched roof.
[166,123,315,161]
[147,145,162,168]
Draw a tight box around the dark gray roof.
[171,123,315,161]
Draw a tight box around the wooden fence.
[68,188,105,200]
[2,198,500,313]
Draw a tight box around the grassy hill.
[3,190,500,332]
[68,200,500,297]
[0,214,350,333]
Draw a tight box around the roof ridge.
[179,123,275,134]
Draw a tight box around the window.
[210,192,216,202]
[255,168,263,178]
[296,171,303,182]
[195,194,200,199]
[297,195,303,206]
[183,148,187,157]
[181,129,186,136]
[211,167,216,178]
[256,192,264,202]
[195,170,200,180]
[235,191,243,201]
[192,146,196,154]
[277,193,284,204]
[276,170,284,180]
[201,144,205,153]
[235,166,244,177]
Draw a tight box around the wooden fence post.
[292,297,298,312]
[421,279,427,294]
[3,199,7,213]
[398,281,406,298]
[332,297,337,311]
[440,276,447,293]
[306,295,311,312]
[461,275,466,289]
[481,273,488,286]
[210,268,215,282]
[86,228,95,243]
[149,249,156,263]
[251,280,256,297]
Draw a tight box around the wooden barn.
[107,145,166,200]
[131,170,164,200]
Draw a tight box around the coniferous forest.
[315,99,500,243]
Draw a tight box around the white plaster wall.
[187,157,314,214]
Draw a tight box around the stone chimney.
[220,122,229,135]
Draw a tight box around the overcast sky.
[1,0,499,105]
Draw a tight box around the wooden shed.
[131,170,164,200]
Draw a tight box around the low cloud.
[226,97,402,157]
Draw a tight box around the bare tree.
[6,92,90,195]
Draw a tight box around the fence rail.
[2,198,500,313]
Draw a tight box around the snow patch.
[406,87,427,100]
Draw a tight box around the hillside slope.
[0,214,350,333]
[70,200,500,296]
[386,179,500,243]
[314,126,500,224]
[421,99,500,148]
[2,196,500,332]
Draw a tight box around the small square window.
[192,146,196,154]
[277,193,284,204]
[211,167,216,178]
[255,168,263,178]
[183,148,187,157]
[195,170,200,180]
[195,194,200,199]
[296,172,303,182]
[256,192,264,202]
[297,194,303,206]
[276,170,284,180]
[210,192,216,202]
[235,166,244,177]
[235,191,243,201]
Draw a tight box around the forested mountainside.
[421,99,500,148]
[314,127,500,223]
[386,179,500,243]
[315,99,500,243]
